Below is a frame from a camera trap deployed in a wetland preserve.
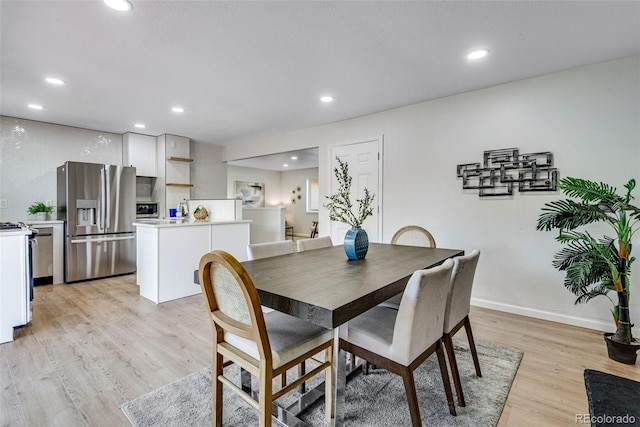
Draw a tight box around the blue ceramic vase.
[344,225,369,260]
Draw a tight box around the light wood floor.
[2,274,639,426]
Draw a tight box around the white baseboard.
[471,298,640,336]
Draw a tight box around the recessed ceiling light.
[172,107,184,113]
[45,77,65,85]
[134,123,146,128]
[467,49,489,60]
[283,164,289,168]
[103,0,133,11]
[320,96,334,103]
[291,156,298,160]
[28,104,44,110]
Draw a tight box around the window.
[306,178,319,213]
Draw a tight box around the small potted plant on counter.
[325,157,375,260]
[536,177,640,364]
[27,201,53,221]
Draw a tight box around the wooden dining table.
[238,243,464,426]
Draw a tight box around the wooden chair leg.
[464,316,482,377]
[435,341,457,416]
[324,347,335,421]
[443,334,465,407]
[362,359,369,375]
[212,352,224,427]
[259,366,273,427]
[400,367,422,427]
[297,362,306,394]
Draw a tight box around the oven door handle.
[70,235,135,244]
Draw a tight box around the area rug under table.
[121,337,523,427]
[584,369,640,427]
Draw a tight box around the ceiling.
[1,1,639,153]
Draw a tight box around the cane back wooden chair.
[198,250,334,427]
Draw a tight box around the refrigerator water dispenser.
[76,199,97,226]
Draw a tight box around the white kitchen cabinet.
[123,132,157,177]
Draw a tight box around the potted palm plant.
[536,177,640,364]
[325,157,375,260]
[27,201,53,221]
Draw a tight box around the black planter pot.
[604,333,640,364]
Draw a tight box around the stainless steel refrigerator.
[57,161,136,283]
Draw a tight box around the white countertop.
[133,219,251,228]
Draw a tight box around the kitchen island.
[133,219,250,303]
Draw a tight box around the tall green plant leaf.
[558,177,617,202]
[536,199,611,231]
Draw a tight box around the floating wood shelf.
[167,156,193,162]
[165,183,194,187]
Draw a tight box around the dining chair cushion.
[296,236,333,252]
[344,305,397,358]
[377,293,402,310]
[247,240,295,260]
[225,310,333,369]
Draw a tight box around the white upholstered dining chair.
[247,240,295,261]
[340,259,457,425]
[442,249,482,407]
[198,250,334,427]
[296,235,333,252]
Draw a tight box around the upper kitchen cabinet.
[123,133,157,177]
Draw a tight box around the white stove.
[0,222,33,343]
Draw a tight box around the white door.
[330,139,382,244]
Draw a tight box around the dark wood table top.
[240,243,464,329]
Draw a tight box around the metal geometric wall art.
[456,148,558,197]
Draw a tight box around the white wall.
[191,141,227,199]
[0,117,226,222]
[227,165,319,235]
[226,165,283,206]
[221,56,640,335]
[0,117,123,221]
[281,167,319,235]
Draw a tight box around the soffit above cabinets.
[227,148,319,172]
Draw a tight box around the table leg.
[330,326,347,425]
